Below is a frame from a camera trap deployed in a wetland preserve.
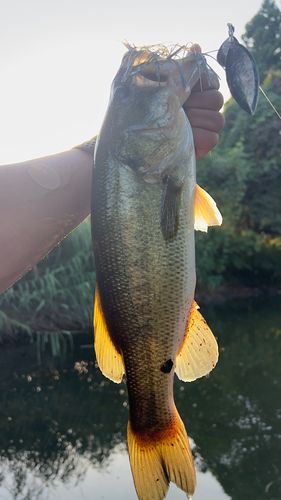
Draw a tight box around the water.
[0,296,280,500]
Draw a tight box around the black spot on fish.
[160,359,173,374]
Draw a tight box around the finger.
[184,89,224,111]
[186,108,225,133]
[192,128,220,160]
[190,44,201,53]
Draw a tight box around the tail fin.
[127,409,196,500]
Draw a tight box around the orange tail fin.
[127,409,196,500]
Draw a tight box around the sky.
[0,0,279,165]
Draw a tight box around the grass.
[0,217,96,360]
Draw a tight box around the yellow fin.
[94,286,124,383]
[127,409,196,500]
[194,184,222,232]
[175,301,219,382]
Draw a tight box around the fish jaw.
[118,47,207,106]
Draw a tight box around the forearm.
[0,148,93,293]
[0,63,224,295]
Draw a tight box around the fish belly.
[92,151,197,499]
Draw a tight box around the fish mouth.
[138,66,170,84]
[120,43,211,93]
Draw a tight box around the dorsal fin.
[194,184,222,232]
[94,285,125,383]
[175,301,219,382]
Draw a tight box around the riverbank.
[1,284,281,346]
[195,284,281,305]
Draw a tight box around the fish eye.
[114,85,131,100]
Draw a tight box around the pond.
[0,295,280,500]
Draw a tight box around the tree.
[242,0,281,78]
[195,67,281,289]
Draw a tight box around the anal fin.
[194,184,222,232]
[94,285,125,383]
[175,301,219,382]
[127,408,196,500]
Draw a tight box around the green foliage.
[196,70,281,289]
[2,3,281,345]
[242,0,281,78]
[0,218,95,355]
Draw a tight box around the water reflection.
[0,296,280,499]
[0,447,230,500]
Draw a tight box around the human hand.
[183,45,225,160]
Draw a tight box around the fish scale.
[92,46,221,500]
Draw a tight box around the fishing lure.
[217,23,260,115]
[123,25,280,120]
[218,23,281,120]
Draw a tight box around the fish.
[91,44,222,500]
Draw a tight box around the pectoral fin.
[175,301,219,382]
[194,184,222,232]
[94,285,125,383]
[160,176,183,242]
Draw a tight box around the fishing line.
[259,86,281,120]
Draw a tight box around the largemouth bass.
[91,45,222,500]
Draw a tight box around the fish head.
[99,46,212,179]
[112,46,205,116]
